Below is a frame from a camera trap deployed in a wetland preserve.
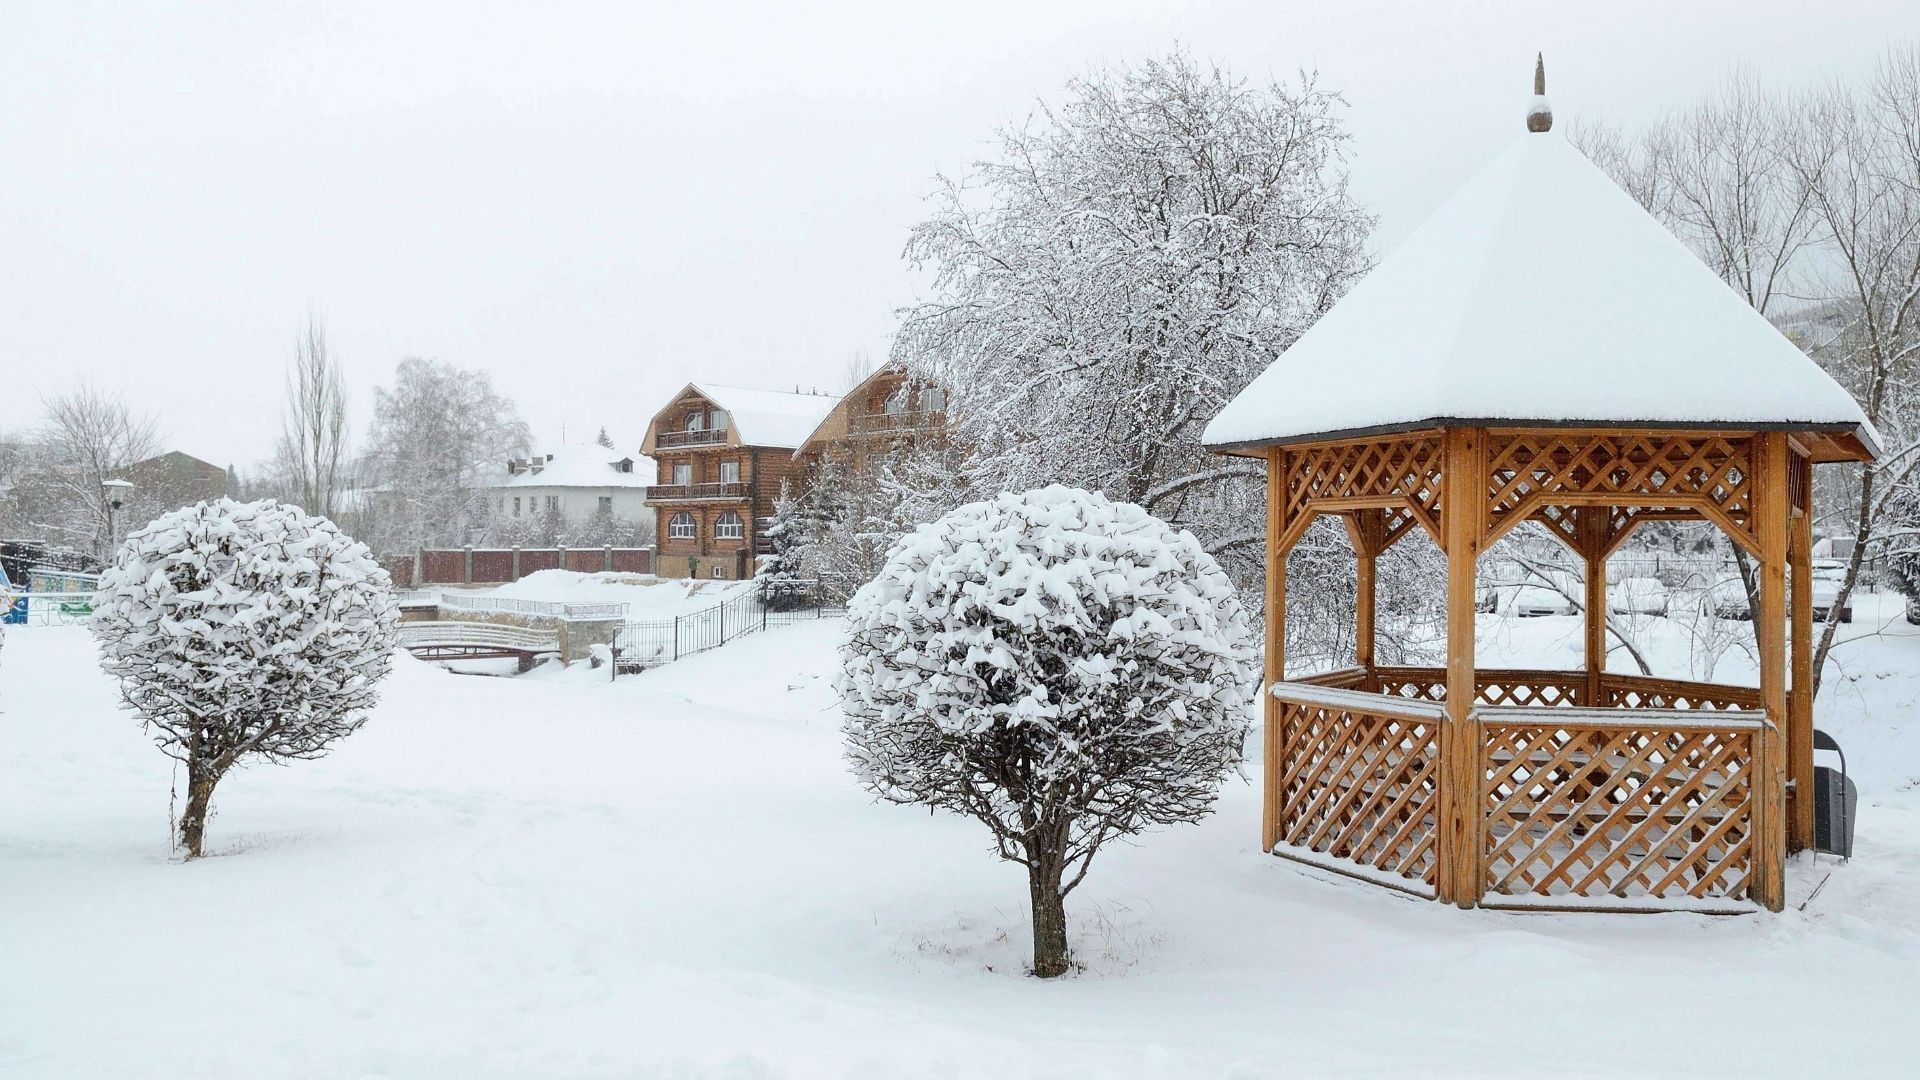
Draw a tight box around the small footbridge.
[396,621,560,670]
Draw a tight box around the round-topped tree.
[1204,59,1876,913]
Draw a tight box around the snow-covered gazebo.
[1204,61,1877,912]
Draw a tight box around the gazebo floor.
[1268,667,1768,912]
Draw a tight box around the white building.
[489,443,655,527]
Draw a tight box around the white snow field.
[6,608,1920,1078]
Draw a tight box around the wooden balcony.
[646,482,747,502]
[656,428,728,449]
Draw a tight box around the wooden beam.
[1263,447,1288,854]
[1441,427,1485,907]
[1752,432,1789,911]
[1788,452,1815,852]
[1354,508,1381,671]
[1578,507,1609,706]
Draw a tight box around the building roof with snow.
[1204,100,1878,461]
[492,443,654,490]
[642,383,844,452]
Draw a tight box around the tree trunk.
[1027,861,1071,978]
[179,763,220,859]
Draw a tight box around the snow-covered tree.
[753,482,814,610]
[838,486,1256,977]
[594,426,615,450]
[90,499,400,858]
[893,50,1373,594]
[363,357,530,553]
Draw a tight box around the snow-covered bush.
[838,486,1256,977]
[91,498,399,858]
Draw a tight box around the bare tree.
[1781,46,1920,690]
[277,315,351,518]
[1579,52,1920,690]
[841,349,876,392]
[20,385,161,560]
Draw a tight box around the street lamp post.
[101,478,134,560]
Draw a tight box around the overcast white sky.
[4,1,1916,471]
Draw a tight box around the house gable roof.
[643,382,843,452]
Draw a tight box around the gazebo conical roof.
[1205,127,1877,462]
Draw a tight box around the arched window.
[669,512,696,540]
[714,511,744,540]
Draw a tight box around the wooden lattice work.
[1279,434,1443,551]
[1274,692,1440,892]
[1484,431,1757,549]
[1596,674,1762,713]
[1371,667,1589,709]
[1479,716,1757,902]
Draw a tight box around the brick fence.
[383,546,653,588]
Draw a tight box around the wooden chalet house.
[640,384,840,580]
[791,361,950,474]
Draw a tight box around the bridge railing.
[435,592,628,622]
[396,621,561,651]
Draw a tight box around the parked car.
[1607,576,1669,617]
[1810,560,1853,623]
[1513,585,1576,617]
[1699,566,1853,622]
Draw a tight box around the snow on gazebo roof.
[1204,75,1877,459]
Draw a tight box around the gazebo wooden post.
[1788,452,1816,852]
[1576,507,1610,705]
[1753,432,1791,911]
[1262,447,1289,854]
[1351,509,1382,673]
[1440,427,1485,907]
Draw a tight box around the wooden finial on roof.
[1528,53,1553,133]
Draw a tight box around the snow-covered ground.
[4,603,1920,1077]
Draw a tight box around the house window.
[884,393,905,415]
[710,411,729,433]
[711,565,727,579]
[720,460,740,484]
[669,512,696,539]
[598,496,613,514]
[673,463,692,486]
[685,412,704,431]
[715,511,744,539]
[925,388,946,412]
[513,497,522,517]
[545,496,559,514]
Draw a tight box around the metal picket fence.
[611,582,845,675]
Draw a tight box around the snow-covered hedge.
[91,498,399,857]
[838,485,1256,976]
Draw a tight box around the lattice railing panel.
[1480,721,1756,901]
[1276,699,1439,889]
[1282,435,1443,534]
[1370,667,1590,708]
[1597,674,1761,712]
[1485,432,1756,544]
